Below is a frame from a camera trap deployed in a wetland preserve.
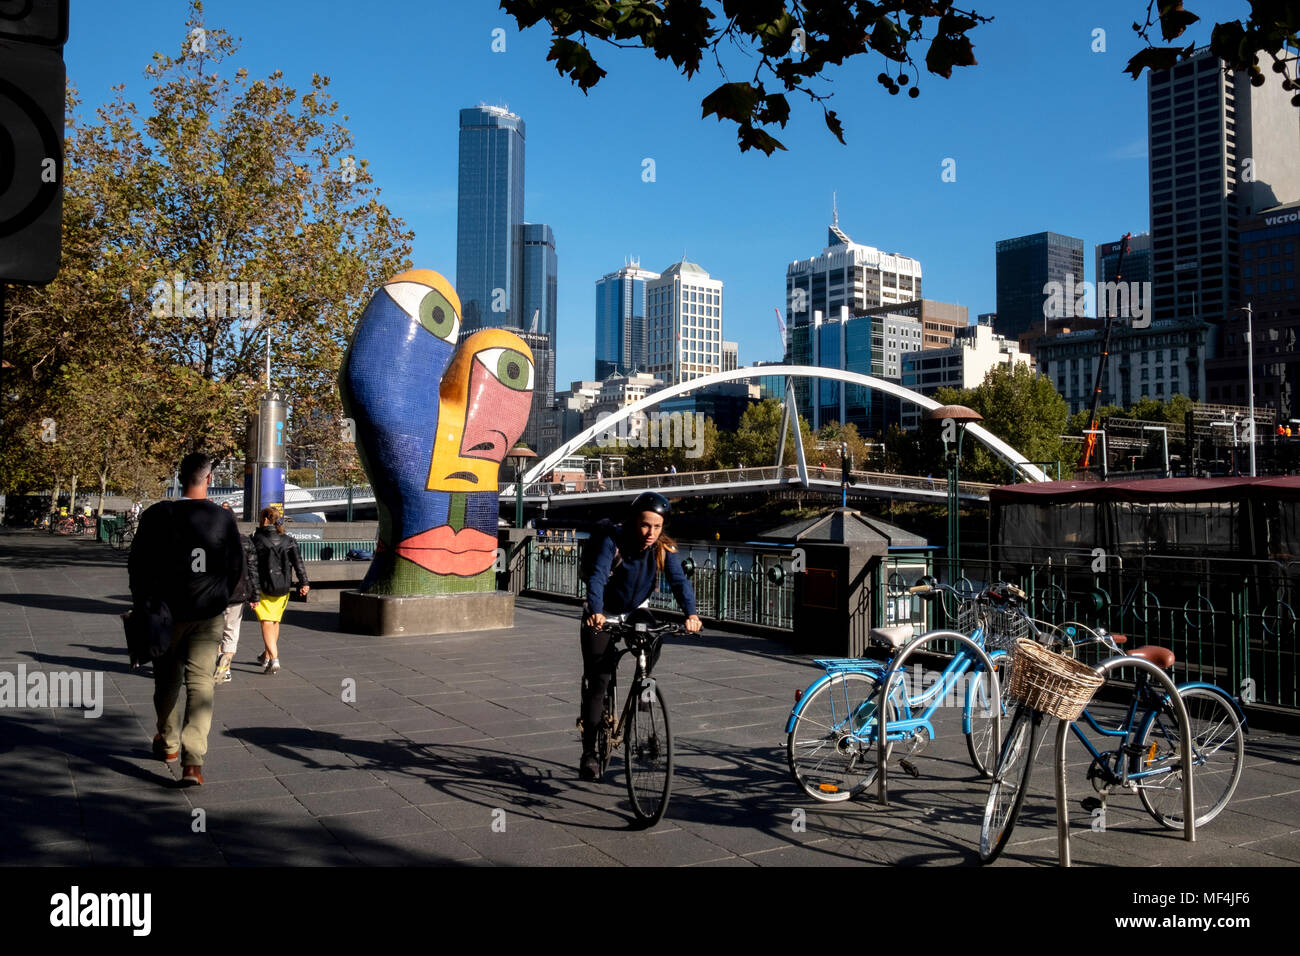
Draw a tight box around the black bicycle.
[590,617,689,828]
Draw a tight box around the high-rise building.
[802,308,922,434]
[514,329,555,456]
[1095,233,1153,292]
[456,106,526,332]
[1148,47,1300,336]
[786,218,922,413]
[722,341,738,372]
[994,231,1085,339]
[785,217,922,332]
[520,223,557,339]
[1210,201,1300,413]
[645,260,724,386]
[594,261,658,378]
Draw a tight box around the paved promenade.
[1,528,1297,867]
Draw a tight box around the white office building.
[646,260,724,385]
[902,322,1032,428]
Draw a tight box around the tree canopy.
[1,1,412,503]
[502,0,1300,153]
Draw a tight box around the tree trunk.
[98,468,109,518]
[69,474,78,514]
[51,479,62,515]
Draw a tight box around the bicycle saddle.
[869,624,914,649]
[1127,645,1176,670]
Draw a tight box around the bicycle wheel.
[979,705,1040,863]
[1136,686,1244,830]
[624,680,672,827]
[121,528,134,549]
[787,672,898,803]
[966,652,1010,777]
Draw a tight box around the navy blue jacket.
[583,527,697,619]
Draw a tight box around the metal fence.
[881,549,1298,710]
[296,539,376,561]
[525,537,797,630]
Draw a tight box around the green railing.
[884,550,1298,710]
[296,539,376,561]
[526,538,797,630]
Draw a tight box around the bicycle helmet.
[628,491,671,520]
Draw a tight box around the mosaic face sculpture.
[339,269,534,595]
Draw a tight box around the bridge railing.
[525,537,796,630]
[502,465,993,499]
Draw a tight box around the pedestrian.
[214,528,260,685]
[128,452,243,787]
[250,507,310,674]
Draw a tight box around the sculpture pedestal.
[339,590,515,636]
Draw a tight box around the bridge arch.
[524,365,1047,485]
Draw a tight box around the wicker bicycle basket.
[1006,638,1104,720]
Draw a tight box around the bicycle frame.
[1067,679,1246,787]
[784,625,1006,742]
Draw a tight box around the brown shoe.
[180,765,204,787]
[152,734,179,764]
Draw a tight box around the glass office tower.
[994,231,1085,339]
[456,106,526,332]
[594,262,658,379]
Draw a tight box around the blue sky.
[67,0,1253,388]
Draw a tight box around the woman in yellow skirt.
[249,507,309,674]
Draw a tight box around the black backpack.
[257,534,293,597]
[580,519,623,583]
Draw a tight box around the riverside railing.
[525,537,796,630]
[884,548,1298,711]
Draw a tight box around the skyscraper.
[645,260,724,386]
[594,261,659,378]
[785,217,922,415]
[1148,48,1300,334]
[994,231,1085,339]
[519,223,557,453]
[456,106,526,332]
[520,223,557,339]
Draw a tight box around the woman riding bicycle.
[579,491,701,781]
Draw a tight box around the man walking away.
[129,453,242,786]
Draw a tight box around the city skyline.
[64,1,1278,391]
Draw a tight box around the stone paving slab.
[2,527,1299,867]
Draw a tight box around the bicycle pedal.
[1080,796,1102,813]
[899,759,921,778]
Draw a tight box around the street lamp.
[925,404,983,586]
[505,444,537,529]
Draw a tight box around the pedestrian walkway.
[1,528,1297,866]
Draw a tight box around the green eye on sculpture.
[478,347,534,391]
[419,290,459,342]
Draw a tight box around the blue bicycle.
[786,581,1028,802]
[979,622,1247,863]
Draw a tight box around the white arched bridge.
[219,365,1045,515]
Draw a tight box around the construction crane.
[1080,232,1132,472]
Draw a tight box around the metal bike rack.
[875,630,1002,806]
[1054,655,1194,866]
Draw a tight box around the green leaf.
[701,81,763,124]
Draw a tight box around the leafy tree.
[936,364,1072,483]
[719,398,815,466]
[503,0,1299,153]
[1,1,412,505]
